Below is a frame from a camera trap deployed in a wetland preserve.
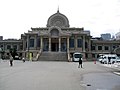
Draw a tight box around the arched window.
[50,29,59,37]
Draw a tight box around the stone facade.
[116,32,120,40]
[0,39,23,59]
[0,10,120,61]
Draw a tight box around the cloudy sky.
[0,0,120,39]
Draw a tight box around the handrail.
[33,49,42,61]
[67,51,71,62]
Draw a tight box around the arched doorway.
[50,28,59,52]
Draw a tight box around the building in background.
[101,33,111,40]
[115,32,120,40]
[0,10,120,61]
[0,36,3,41]
[21,10,92,61]
[0,39,22,59]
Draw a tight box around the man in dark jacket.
[78,57,82,68]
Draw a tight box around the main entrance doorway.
[51,38,59,51]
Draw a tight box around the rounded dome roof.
[47,10,70,27]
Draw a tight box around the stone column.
[40,36,43,51]
[75,35,77,49]
[34,35,37,50]
[88,38,91,51]
[27,35,29,50]
[26,35,30,60]
[83,36,85,52]
[67,37,69,52]
[102,44,104,51]
[59,37,61,52]
[49,37,51,52]
[22,37,25,51]
[87,38,92,59]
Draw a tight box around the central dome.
[47,10,70,27]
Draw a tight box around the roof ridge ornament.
[57,6,59,13]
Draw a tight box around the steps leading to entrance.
[38,52,68,61]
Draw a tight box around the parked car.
[98,56,104,63]
[116,57,120,63]
[99,54,118,64]
[73,52,82,62]
[14,55,20,60]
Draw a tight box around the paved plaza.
[0,60,120,90]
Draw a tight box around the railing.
[32,49,42,61]
[67,51,71,62]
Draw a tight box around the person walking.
[78,57,82,68]
[10,55,13,66]
[22,57,25,63]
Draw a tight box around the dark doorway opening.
[51,43,58,51]
[51,38,59,52]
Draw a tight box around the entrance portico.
[42,37,68,52]
[40,24,70,52]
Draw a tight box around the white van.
[98,56,103,63]
[73,52,82,62]
[100,54,118,64]
[98,54,104,63]
[116,57,120,63]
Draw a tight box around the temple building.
[21,10,92,61]
[0,10,120,61]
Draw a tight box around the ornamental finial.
[57,6,59,13]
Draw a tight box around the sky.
[0,0,120,39]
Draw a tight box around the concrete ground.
[0,60,120,90]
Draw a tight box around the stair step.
[38,52,67,61]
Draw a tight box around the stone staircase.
[38,52,68,61]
